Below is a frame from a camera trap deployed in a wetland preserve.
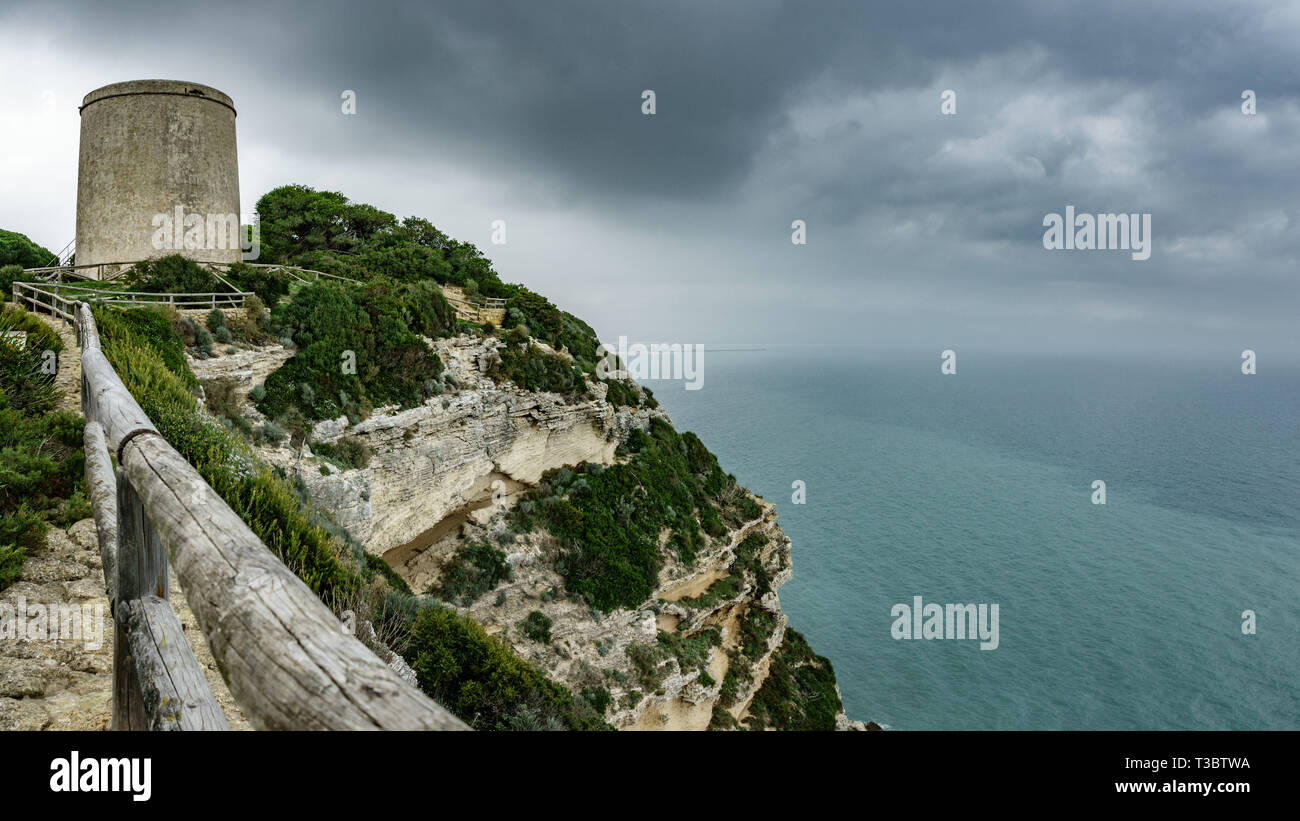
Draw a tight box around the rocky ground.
[0,313,249,731]
[0,519,251,731]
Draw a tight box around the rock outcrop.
[195,332,861,730]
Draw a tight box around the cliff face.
[193,334,862,730]
[257,335,663,560]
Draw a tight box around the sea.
[641,345,1299,730]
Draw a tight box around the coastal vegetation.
[0,305,87,590]
[509,418,755,611]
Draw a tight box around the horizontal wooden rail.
[12,281,76,321]
[74,302,467,731]
[21,261,143,281]
[218,262,361,285]
[23,259,363,288]
[15,281,253,311]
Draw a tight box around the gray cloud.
[2,0,1297,353]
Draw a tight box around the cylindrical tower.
[75,80,240,278]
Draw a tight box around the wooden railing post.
[114,467,156,729]
[117,468,169,603]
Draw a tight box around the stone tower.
[75,80,241,278]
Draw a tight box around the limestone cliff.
[192,333,863,731]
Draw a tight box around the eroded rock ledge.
[194,333,863,730]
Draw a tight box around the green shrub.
[435,540,512,605]
[657,626,720,678]
[124,254,224,294]
[206,308,227,331]
[708,702,740,730]
[511,418,734,612]
[226,263,290,309]
[312,435,372,469]
[0,543,25,589]
[0,305,85,591]
[406,604,609,730]
[626,642,670,692]
[0,229,56,269]
[195,327,214,358]
[742,629,842,731]
[202,377,242,420]
[520,610,553,644]
[235,295,272,343]
[488,342,589,399]
[580,687,611,715]
[253,421,286,445]
[0,264,25,302]
[257,278,452,421]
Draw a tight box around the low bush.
[434,540,512,605]
[256,278,453,421]
[311,435,372,469]
[520,610,553,644]
[742,629,842,731]
[406,603,610,730]
[202,377,243,421]
[0,264,24,302]
[488,341,589,399]
[253,421,287,446]
[511,418,737,612]
[226,262,290,309]
[124,254,225,294]
[234,295,273,343]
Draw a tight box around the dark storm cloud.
[3,0,1298,351]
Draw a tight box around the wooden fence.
[71,301,468,731]
[11,282,79,321]
[20,259,360,287]
[14,281,253,311]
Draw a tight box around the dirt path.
[0,313,249,730]
[34,313,81,413]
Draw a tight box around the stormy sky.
[2,0,1297,354]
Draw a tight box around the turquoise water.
[642,347,1300,729]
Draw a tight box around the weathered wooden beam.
[80,346,159,460]
[83,422,118,606]
[114,466,171,731]
[118,596,229,731]
[117,467,169,601]
[119,435,468,730]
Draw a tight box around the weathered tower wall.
[75,80,241,278]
